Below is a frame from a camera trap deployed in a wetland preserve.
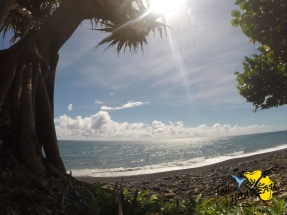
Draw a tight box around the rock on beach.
[80,149,287,200]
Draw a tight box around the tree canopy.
[1,0,167,53]
[231,0,286,112]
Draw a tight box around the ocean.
[58,130,287,177]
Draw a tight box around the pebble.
[91,151,287,200]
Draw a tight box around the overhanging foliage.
[231,0,286,112]
[1,0,168,53]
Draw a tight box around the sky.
[1,0,286,140]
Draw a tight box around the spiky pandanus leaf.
[0,0,62,43]
[1,0,169,54]
[93,0,170,53]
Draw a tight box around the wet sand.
[79,149,287,183]
[79,148,287,199]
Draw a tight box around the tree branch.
[35,0,98,62]
[0,0,17,28]
[11,5,45,26]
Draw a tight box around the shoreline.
[79,148,287,183]
[78,148,287,199]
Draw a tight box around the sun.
[149,0,183,14]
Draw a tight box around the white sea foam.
[69,144,287,177]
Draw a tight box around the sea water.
[58,130,287,177]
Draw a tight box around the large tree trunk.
[0,0,99,175]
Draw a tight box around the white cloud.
[94,99,103,104]
[110,93,114,96]
[68,104,73,111]
[152,120,166,129]
[55,115,91,130]
[101,101,149,111]
[91,111,111,129]
[54,111,273,140]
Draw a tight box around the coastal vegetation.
[1,0,286,214]
[1,147,287,214]
[231,0,286,112]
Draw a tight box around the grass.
[1,148,287,215]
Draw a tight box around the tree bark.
[36,74,66,173]
[46,55,59,115]
[20,62,46,173]
[0,0,104,175]
[36,0,98,63]
[0,54,17,113]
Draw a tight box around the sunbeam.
[166,18,199,121]
[150,0,184,14]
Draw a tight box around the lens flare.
[150,0,184,14]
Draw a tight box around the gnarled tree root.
[0,33,66,175]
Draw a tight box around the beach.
[79,149,287,199]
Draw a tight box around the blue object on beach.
[231,175,245,192]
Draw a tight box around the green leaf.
[240,2,246,10]
[235,11,241,19]
[241,25,250,36]
[279,198,285,211]
[266,51,274,61]
[2,172,13,179]
[231,19,239,27]
[231,10,240,18]
[235,0,245,4]
[91,198,99,215]
[278,65,285,72]
[263,44,269,50]
[150,194,158,202]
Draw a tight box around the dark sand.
[78,148,287,199]
[79,148,287,183]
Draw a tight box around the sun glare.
[150,0,183,14]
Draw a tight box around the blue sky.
[2,0,286,140]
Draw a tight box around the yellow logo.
[244,170,274,201]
